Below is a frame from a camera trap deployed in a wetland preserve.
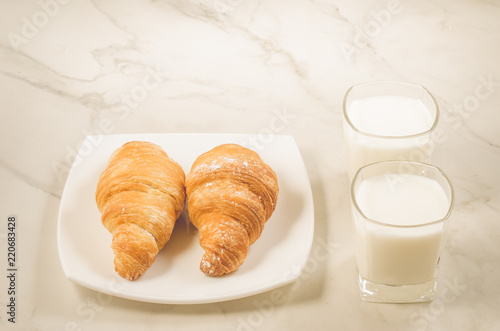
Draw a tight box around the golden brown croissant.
[95,141,186,280]
[186,144,279,276]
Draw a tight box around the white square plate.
[57,133,314,304]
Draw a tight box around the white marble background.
[1,0,500,330]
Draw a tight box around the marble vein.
[0,159,61,199]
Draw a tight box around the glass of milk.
[350,161,454,303]
[343,81,439,179]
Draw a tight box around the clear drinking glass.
[350,161,454,303]
[343,81,439,179]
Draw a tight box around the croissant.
[186,144,279,276]
[95,141,186,280]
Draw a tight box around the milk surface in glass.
[345,95,434,178]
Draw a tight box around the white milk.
[354,174,449,285]
[344,96,435,178]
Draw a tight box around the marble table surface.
[1,0,499,330]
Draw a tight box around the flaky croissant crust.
[186,144,279,276]
[95,141,185,280]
